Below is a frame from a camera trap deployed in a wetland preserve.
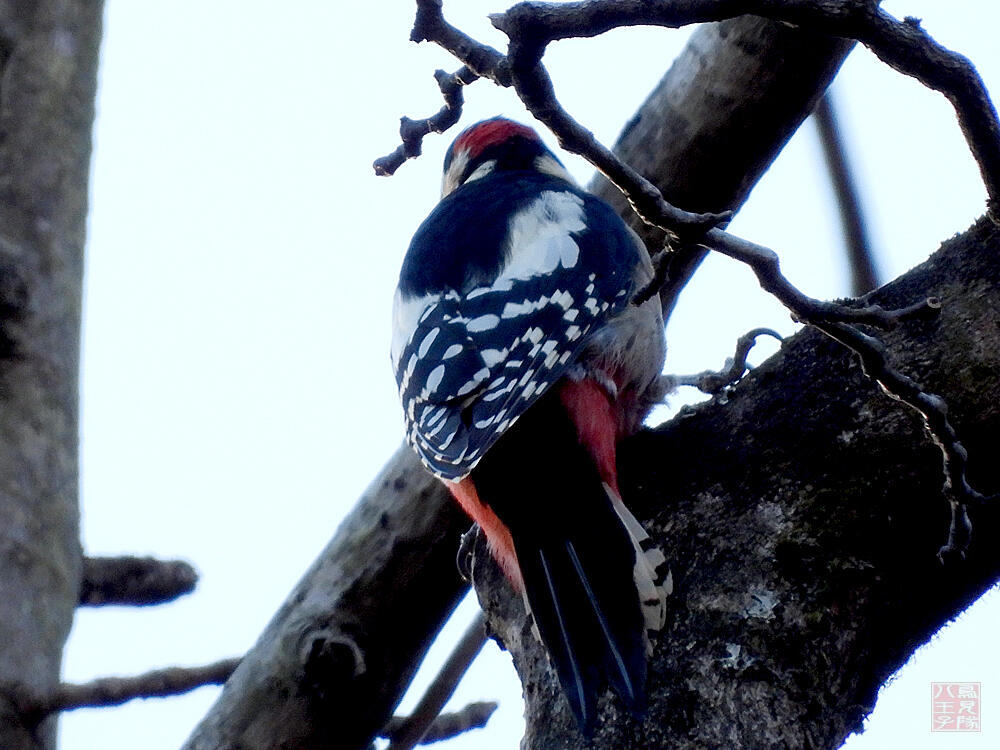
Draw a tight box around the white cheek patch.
[533,154,577,185]
[441,148,470,197]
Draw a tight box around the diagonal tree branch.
[381,701,499,745]
[419,0,992,556]
[585,16,858,318]
[182,444,471,750]
[476,216,1000,747]
[385,613,489,750]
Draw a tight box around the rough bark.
[185,15,870,750]
[474,216,1000,747]
[181,444,471,750]
[0,3,102,749]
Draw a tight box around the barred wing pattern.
[392,177,641,481]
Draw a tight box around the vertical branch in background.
[813,91,881,295]
[0,3,105,749]
[384,613,488,750]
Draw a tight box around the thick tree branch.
[182,444,471,750]
[79,556,197,607]
[476,217,1000,747]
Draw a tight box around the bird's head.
[441,117,574,197]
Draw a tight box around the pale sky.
[59,2,998,748]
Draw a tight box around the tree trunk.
[474,216,1000,747]
[0,2,103,749]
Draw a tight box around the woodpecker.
[391,117,669,732]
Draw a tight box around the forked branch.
[382,0,998,553]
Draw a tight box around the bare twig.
[385,612,489,750]
[491,0,1000,211]
[411,0,509,83]
[703,231,938,329]
[381,701,498,744]
[813,92,880,295]
[372,0,513,173]
[79,555,198,607]
[672,328,784,395]
[394,0,995,566]
[812,318,993,558]
[631,244,676,307]
[18,658,240,720]
[381,0,732,233]
[496,44,732,234]
[374,66,479,176]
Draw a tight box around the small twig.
[374,66,479,176]
[813,92,880,295]
[501,47,731,234]
[79,555,197,607]
[393,0,996,560]
[812,319,993,558]
[673,328,784,395]
[385,612,489,750]
[382,0,732,233]
[17,658,240,720]
[411,0,510,83]
[703,230,938,329]
[491,0,1000,210]
[381,701,498,744]
[631,242,678,307]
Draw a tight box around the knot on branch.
[0,255,29,361]
[300,630,366,705]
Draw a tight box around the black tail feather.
[470,388,660,733]
[537,547,592,727]
[518,522,648,733]
[565,540,640,708]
